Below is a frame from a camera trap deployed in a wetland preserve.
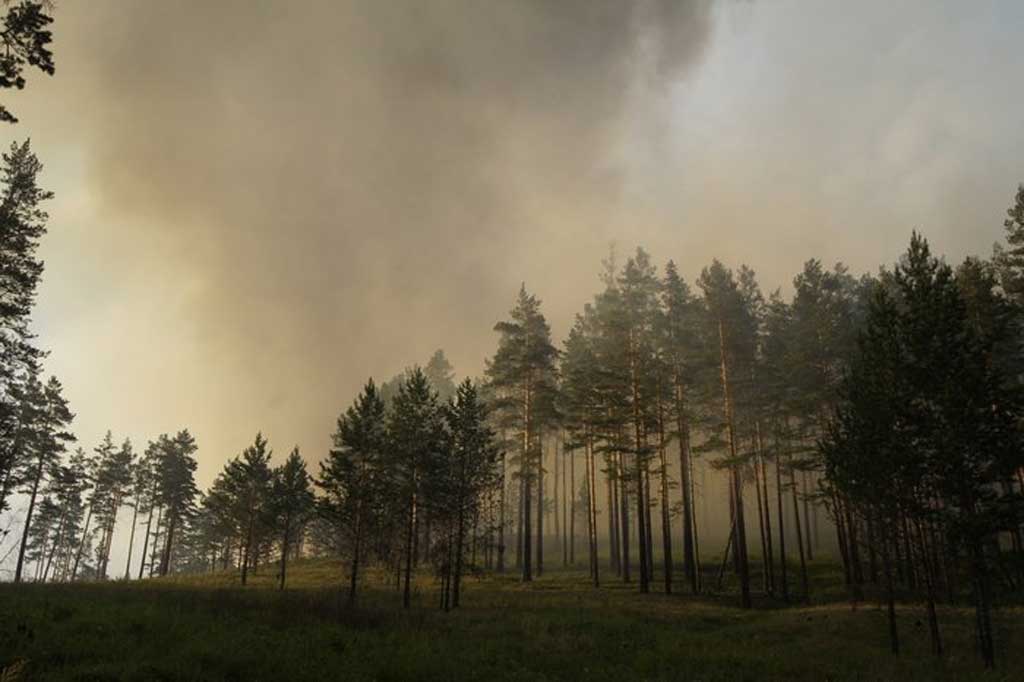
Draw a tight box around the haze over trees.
[1,4,1023,674]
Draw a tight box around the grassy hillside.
[1,558,1020,681]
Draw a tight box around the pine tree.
[225,432,273,585]
[0,140,53,518]
[486,285,559,582]
[271,447,314,590]
[155,430,199,576]
[0,3,55,124]
[13,374,73,582]
[698,260,753,608]
[388,368,445,607]
[661,260,702,593]
[440,379,500,608]
[318,379,388,604]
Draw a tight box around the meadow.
[1,558,1020,681]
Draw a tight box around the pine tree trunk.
[789,462,809,600]
[536,438,544,577]
[139,501,154,579]
[72,504,93,581]
[802,471,814,561]
[149,505,164,578]
[125,500,140,580]
[554,437,561,562]
[43,509,69,582]
[657,388,673,594]
[607,464,619,574]
[454,501,465,608]
[619,452,631,583]
[586,434,600,587]
[691,454,702,592]
[14,452,45,583]
[753,444,769,593]
[160,512,177,576]
[570,440,576,566]
[497,449,506,573]
[756,425,774,595]
[882,520,899,655]
[403,491,416,608]
[775,452,789,602]
[675,379,697,593]
[718,319,750,608]
[241,510,254,586]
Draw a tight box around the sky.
[2,0,1022,507]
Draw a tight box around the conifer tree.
[225,432,272,585]
[13,374,73,582]
[661,260,702,593]
[440,379,500,608]
[0,2,55,124]
[389,368,445,607]
[155,430,199,576]
[0,141,55,518]
[698,260,753,608]
[271,447,314,590]
[318,379,388,604]
[486,285,559,582]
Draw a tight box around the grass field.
[1,558,1020,681]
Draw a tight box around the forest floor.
[1,558,1021,681]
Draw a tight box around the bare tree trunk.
[882,519,899,655]
[403,491,417,608]
[775,452,789,602]
[14,452,45,583]
[347,511,361,604]
[497,449,506,573]
[657,390,673,595]
[756,425,774,595]
[536,437,544,577]
[139,502,154,579]
[453,501,465,608]
[718,319,750,608]
[586,433,599,587]
[790,462,809,600]
[802,471,814,561]
[124,499,140,580]
[619,451,631,583]
[608,460,619,574]
[71,504,93,581]
[570,440,576,566]
[149,505,164,578]
[675,379,697,593]
[160,512,177,576]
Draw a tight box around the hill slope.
[1,558,1020,681]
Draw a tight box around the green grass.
[1,558,1020,681]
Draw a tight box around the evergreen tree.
[697,260,754,608]
[486,285,559,582]
[438,379,500,608]
[271,447,314,590]
[389,368,445,607]
[661,259,703,593]
[317,379,388,605]
[155,430,199,576]
[13,374,73,582]
[0,2,55,124]
[224,432,272,585]
[0,141,53,516]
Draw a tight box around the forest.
[2,2,1023,680]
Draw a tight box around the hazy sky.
[4,0,1023,490]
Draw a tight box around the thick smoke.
[17,1,716,479]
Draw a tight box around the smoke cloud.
[3,0,1021,494]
